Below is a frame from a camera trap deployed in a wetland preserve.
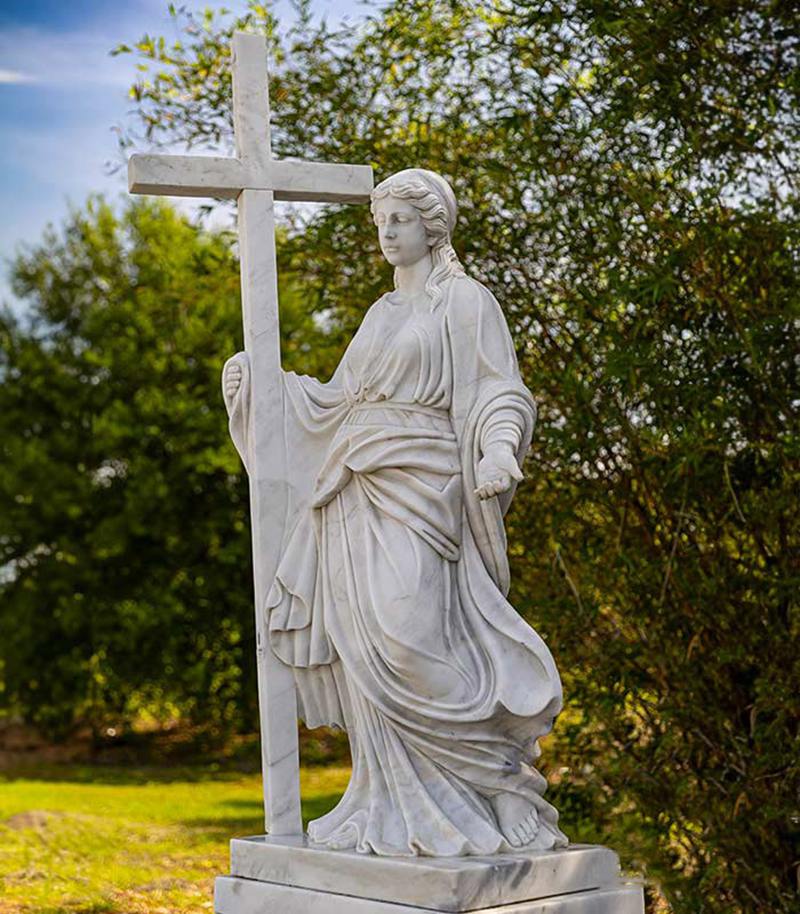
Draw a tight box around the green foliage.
[0,198,248,737]
[111,2,800,910]
[0,198,328,740]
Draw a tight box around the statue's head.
[370,168,464,304]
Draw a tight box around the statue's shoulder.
[355,293,391,330]
[444,273,502,321]
[370,291,395,314]
[448,272,486,297]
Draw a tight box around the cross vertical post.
[232,33,300,838]
[127,31,374,836]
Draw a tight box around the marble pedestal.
[214,836,644,914]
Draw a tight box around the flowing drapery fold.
[224,275,566,855]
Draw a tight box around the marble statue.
[131,34,642,910]
[222,167,567,858]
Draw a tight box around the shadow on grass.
[302,791,346,824]
[0,762,259,786]
[179,792,346,840]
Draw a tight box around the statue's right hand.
[224,360,244,400]
[222,352,249,410]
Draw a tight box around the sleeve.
[479,406,524,454]
[447,275,536,439]
[447,276,537,592]
[220,298,382,472]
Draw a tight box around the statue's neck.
[395,251,433,297]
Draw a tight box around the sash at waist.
[345,399,452,431]
[313,402,460,509]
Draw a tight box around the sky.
[0,0,372,309]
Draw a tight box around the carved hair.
[370,168,465,307]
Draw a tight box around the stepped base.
[214,836,644,914]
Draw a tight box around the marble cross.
[128,31,374,836]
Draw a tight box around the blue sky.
[0,0,372,309]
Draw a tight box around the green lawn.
[0,764,351,914]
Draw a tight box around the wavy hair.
[370,168,465,308]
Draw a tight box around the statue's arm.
[451,277,535,500]
[221,294,382,413]
[220,297,383,472]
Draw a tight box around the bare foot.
[492,793,540,848]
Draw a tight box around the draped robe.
[225,274,567,856]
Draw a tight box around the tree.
[113,2,799,910]
[0,197,328,740]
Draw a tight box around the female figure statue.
[223,168,567,857]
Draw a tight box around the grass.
[0,763,351,914]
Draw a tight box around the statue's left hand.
[474,444,524,500]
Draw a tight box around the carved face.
[373,195,431,268]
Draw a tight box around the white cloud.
[0,0,269,91]
[0,69,36,84]
[0,27,138,89]
[0,0,371,91]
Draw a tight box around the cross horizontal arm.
[129,153,374,203]
[128,154,247,199]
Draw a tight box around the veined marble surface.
[229,837,623,912]
[215,875,645,914]
[224,168,568,855]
